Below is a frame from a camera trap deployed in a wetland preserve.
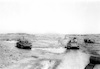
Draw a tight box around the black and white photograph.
[0,0,100,69]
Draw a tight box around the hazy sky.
[0,0,100,34]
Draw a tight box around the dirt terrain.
[0,33,100,69]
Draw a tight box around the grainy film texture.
[0,33,100,69]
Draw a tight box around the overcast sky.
[0,0,100,34]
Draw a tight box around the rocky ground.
[0,33,100,69]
